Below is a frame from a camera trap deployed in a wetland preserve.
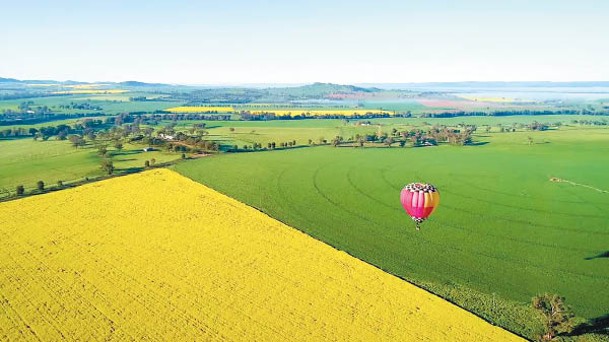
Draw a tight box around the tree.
[181,153,186,159]
[332,136,341,147]
[383,137,394,147]
[114,141,123,151]
[68,135,86,148]
[100,159,114,175]
[98,145,108,156]
[37,181,45,191]
[144,160,150,168]
[57,180,63,188]
[150,158,156,165]
[16,185,24,196]
[532,294,575,340]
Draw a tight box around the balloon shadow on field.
[584,251,609,260]
[564,313,609,336]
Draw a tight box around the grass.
[173,126,609,340]
[0,138,180,196]
[0,93,184,115]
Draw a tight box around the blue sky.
[1,0,607,84]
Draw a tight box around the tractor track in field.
[435,218,594,254]
[458,178,587,205]
[314,164,609,282]
[560,182,607,215]
[378,166,609,236]
[438,200,609,236]
[440,187,608,220]
[312,163,378,226]
[372,166,609,278]
[346,167,394,210]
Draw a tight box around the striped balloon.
[400,183,440,230]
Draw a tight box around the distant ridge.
[358,81,609,90]
[119,80,169,87]
[2,76,609,89]
[0,77,20,83]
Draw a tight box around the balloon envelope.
[400,183,440,223]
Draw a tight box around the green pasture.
[0,93,183,115]
[174,126,609,339]
[0,138,180,195]
[178,116,609,149]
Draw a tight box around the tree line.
[420,109,609,118]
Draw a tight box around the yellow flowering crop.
[166,106,235,113]
[0,169,521,341]
[248,109,391,116]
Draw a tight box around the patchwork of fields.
[0,169,521,341]
[165,106,392,116]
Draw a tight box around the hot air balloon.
[400,183,440,230]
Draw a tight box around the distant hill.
[119,80,170,87]
[270,82,380,97]
[0,77,21,83]
[0,77,169,87]
[0,77,87,85]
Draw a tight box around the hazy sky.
[1,0,608,84]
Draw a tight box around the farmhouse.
[158,133,175,140]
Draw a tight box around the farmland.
[246,109,392,116]
[0,169,521,341]
[174,127,609,339]
[2,79,609,340]
[166,106,235,113]
[51,89,129,95]
[0,138,180,194]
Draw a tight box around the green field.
[174,127,609,338]
[0,96,184,115]
[0,138,180,195]
[171,115,608,149]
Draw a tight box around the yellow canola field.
[0,169,522,341]
[248,109,391,116]
[166,106,235,113]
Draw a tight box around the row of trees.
[420,109,609,118]
[239,112,392,121]
[232,140,298,152]
[58,102,102,111]
[0,119,106,140]
[572,119,609,126]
